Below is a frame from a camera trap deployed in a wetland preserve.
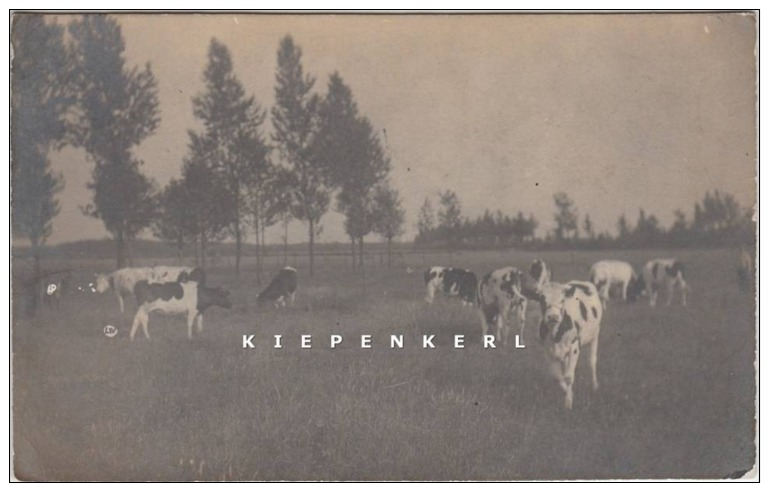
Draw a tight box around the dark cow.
[258,267,298,307]
[423,266,478,306]
[537,280,603,409]
[639,258,689,307]
[131,280,231,340]
[476,266,541,345]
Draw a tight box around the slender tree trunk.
[283,221,289,265]
[234,220,242,275]
[126,236,134,267]
[201,232,208,268]
[261,222,266,271]
[193,235,200,266]
[350,235,356,271]
[308,218,315,277]
[358,236,364,268]
[116,229,126,269]
[387,236,393,268]
[254,214,261,285]
[31,239,41,312]
[176,236,183,264]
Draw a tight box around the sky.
[36,13,757,245]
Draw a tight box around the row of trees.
[12,15,407,293]
[415,190,754,249]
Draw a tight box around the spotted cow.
[131,280,231,340]
[476,267,541,346]
[640,259,689,307]
[258,267,298,307]
[424,267,479,306]
[537,281,603,410]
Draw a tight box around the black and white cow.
[424,266,478,306]
[131,280,231,341]
[537,281,603,410]
[476,267,541,345]
[258,267,298,307]
[589,260,639,307]
[639,258,689,307]
[92,266,202,313]
[529,258,552,287]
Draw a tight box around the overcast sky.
[42,13,756,245]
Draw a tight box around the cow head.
[536,283,574,341]
[626,275,645,302]
[94,274,110,294]
[203,286,232,310]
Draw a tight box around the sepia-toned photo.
[11,11,757,480]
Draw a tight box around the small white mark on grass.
[233,16,239,25]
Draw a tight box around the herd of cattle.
[28,250,753,409]
[424,258,689,409]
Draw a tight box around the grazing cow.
[529,259,552,287]
[476,267,541,345]
[423,267,478,306]
[131,280,231,340]
[537,281,603,410]
[640,258,689,307]
[258,267,298,307]
[150,266,200,284]
[589,260,639,306]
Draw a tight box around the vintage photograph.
[11,12,757,480]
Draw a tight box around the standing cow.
[640,258,689,307]
[131,280,231,341]
[258,267,298,307]
[93,266,202,313]
[589,260,639,307]
[424,267,478,306]
[537,281,603,410]
[476,267,541,345]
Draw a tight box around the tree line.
[11,15,407,293]
[415,190,754,250]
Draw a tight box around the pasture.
[12,248,756,480]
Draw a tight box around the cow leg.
[187,312,196,339]
[130,309,149,341]
[665,279,675,306]
[478,309,490,340]
[499,303,512,346]
[621,279,629,301]
[118,293,125,314]
[588,337,599,390]
[517,299,527,340]
[561,345,579,410]
[425,282,436,304]
[290,291,296,307]
[195,313,204,334]
[679,278,688,306]
[648,283,657,307]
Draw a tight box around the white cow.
[640,258,689,307]
[537,281,603,410]
[589,260,639,307]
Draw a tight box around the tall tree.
[153,178,194,263]
[191,39,270,274]
[272,35,329,277]
[416,197,435,244]
[371,183,405,268]
[317,74,390,270]
[583,214,595,240]
[553,192,578,242]
[180,145,236,267]
[11,15,73,308]
[68,15,160,267]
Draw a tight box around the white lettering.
[515,335,525,348]
[390,334,404,349]
[274,334,283,349]
[361,335,372,348]
[242,335,255,349]
[330,334,343,348]
[301,335,312,349]
[423,334,435,349]
[484,335,497,349]
[454,334,465,349]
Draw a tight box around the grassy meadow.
[12,248,756,480]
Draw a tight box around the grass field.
[12,248,756,480]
